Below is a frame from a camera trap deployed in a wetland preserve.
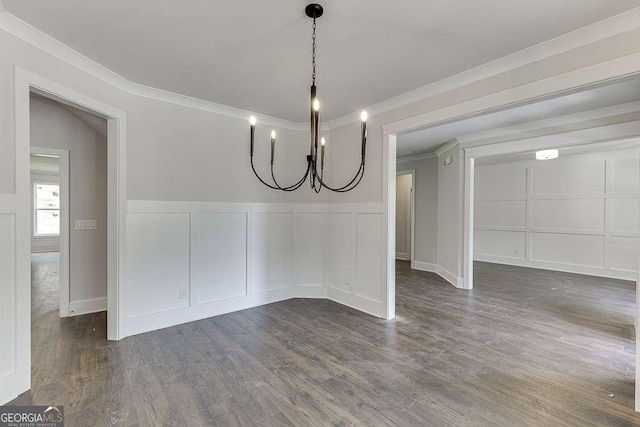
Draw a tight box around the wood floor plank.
[6,254,640,426]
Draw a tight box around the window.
[34,183,60,236]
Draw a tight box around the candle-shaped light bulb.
[360,111,368,122]
[270,130,276,165]
[249,116,257,126]
[320,137,326,146]
[313,98,320,112]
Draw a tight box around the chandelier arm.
[312,160,365,192]
[311,156,364,191]
[271,161,311,192]
[319,164,366,193]
[250,156,282,190]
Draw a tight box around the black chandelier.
[249,3,368,193]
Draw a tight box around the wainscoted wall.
[474,150,639,280]
[0,214,16,384]
[123,201,384,337]
[327,203,386,317]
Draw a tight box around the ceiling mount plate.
[305,4,324,19]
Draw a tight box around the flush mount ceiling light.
[248,3,368,193]
[535,149,559,160]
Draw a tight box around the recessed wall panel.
[250,212,292,292]
[475,200,526,229]
[532,199,605,231]
[611,156,640,194]
[356,213,383,303]
[475,164,526,200]
[531,233,604,267]
[474,229,526,259]
[611,198,638,235]
[125,213,190,317]
[611,236,638,272]
[533,160,605,196]
[294,212,325,287]
[194,213,247,304]
[330,213,353,291]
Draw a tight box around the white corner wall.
[123,201,386,337]
[474,149,640,280]
[436,144,464,287]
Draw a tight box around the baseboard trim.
[123,286,328,338]
[474,254,636,281]
[68,297,107,316]
[411,261,464,289]
[411,261,437,272]
[395,252,409,260]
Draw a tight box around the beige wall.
[398,157,439,266]
[30,95,107,304]
[395,173,412,259]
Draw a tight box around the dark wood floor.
[8,258,640,425]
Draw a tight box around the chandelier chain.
[312,18,317,84]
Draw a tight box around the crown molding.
[2,6,640,132]
[396,151,437,163]
[457,99,640,148]
[327,6,640,131]
[0,10,311,131]
[435,139,459,157]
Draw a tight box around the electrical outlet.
[180,288,188,299]
[344,277,350,288]
[515,248,521,256]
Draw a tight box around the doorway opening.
[387,74,640,414]
[6,68,127,404]
[395,170,414,264]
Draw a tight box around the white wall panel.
[193,213,247,304]
[475,150,638,279]
[475,163,526,200]
[356,213,384,303]
[611,236,638,271]
[474,229,526,259]
[611,236,639,271]
[0,215,16,377]
[532,198,605,232]
[611,156,640,193]
[250,213,292,293]
[294,212,325,287]
[611,237,638,271]
[475,200,526,229]
[125,213,190,317]
[611,198,639,235]
[533,159,605,196]
[531,233,605,267]
[330,213,353,291]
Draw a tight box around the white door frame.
[11,67,127,403]
[30,147,70,317]
[396,170,415,263]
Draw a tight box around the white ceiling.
[396,78,640,157]
[3,0,639,122]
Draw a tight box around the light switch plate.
[75,220,97,230]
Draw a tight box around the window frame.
[32,180,61,237]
